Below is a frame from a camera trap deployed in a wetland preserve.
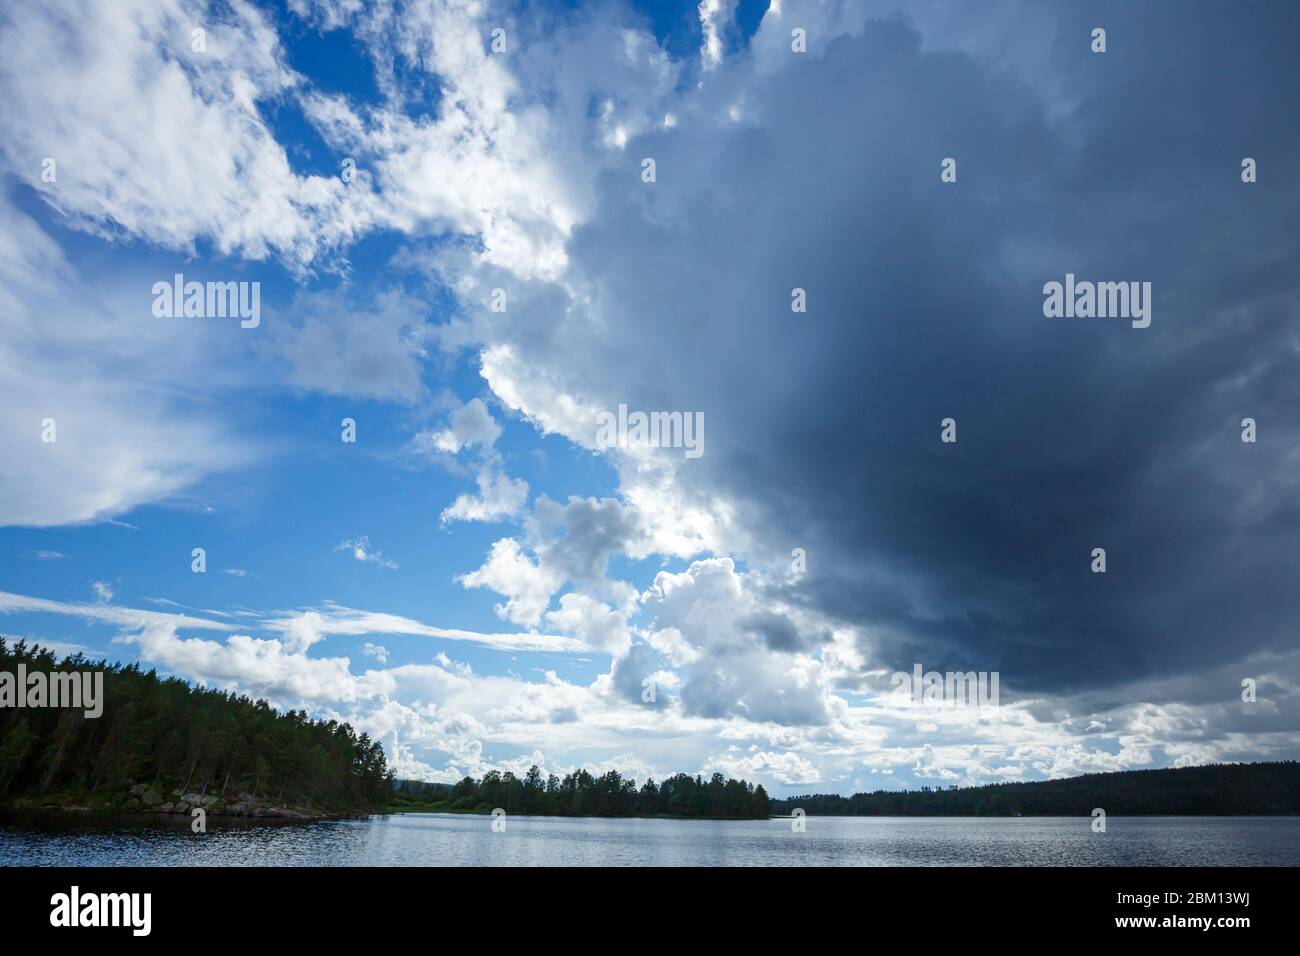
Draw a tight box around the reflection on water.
[1,811,1296,866]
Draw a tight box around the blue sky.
[2,0,1299,795]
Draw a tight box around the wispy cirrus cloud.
[0,589,591,655]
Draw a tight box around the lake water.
[1,813,1295,866]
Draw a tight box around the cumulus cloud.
[639,558,834,725]
[439,470,529,524]
[457,538,562,627]
[448,3,1300,706]
[417,398,502,455]
[710,749,822,786]
[544,592,632,658]
[529,496,646,582]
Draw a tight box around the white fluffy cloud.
[640,558,835,726]
[457,538,562,627]
[418,398,502,454]
[544,592,632,658]
[439,470,529,524]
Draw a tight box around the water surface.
[1,812,1294,866]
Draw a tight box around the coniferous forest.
[390,769,773,819]
[0,638,391,816]
[771,762,1300,817]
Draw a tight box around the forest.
[390,768,773,818]
[0,638,392,815]
[771,761,1300,816]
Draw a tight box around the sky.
[1,0,1298,796]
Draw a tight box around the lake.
[0,812,1295,866]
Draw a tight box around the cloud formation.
[3,0,1298,792]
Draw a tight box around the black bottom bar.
[0,865,1283,942]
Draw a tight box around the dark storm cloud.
[530,2,1300,697]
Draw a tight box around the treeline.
[0,638,391,814]
[772,762,1300,816]
[391,767,772,819]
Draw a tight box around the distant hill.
[771,762,1300,816]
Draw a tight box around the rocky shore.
[4,784,372,821]
[122,783,323,819]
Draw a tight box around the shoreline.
[1,803,373,822]
[2,784,378,822]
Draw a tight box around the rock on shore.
[121,783,321,819]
